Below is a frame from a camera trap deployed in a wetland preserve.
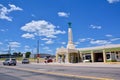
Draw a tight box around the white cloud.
[0,4,22,21]
[32,48,37,53]
[90,25,102,29]
[9,41,21,48]
[56,26,60,28]
[40,44,44,46]
[41,38,49,41]
[78,38,93,43]
[75,42,80,45]
[90,40,111,45]
[107,0,120,4]
[61,42,66,45]
[24,45,30,49]
[31,14,35,17]
[75,38,92,47]
[58,12,70,17]
[47,49,52,52]
[41,38,54,44]
[24,45,31,51]
[105,34,113,37]
[21,33,35,39]
[21,20,66,39]
[43,46,52,52]
[43,46,49,50]
[8,4,22,11]
[74,42,80,47]
[55,30,66,34]
[0,29,5,32]
[0,42,3,45]
[45,39,54,44]
[0,29,8,32]
[78,37,120,46]
[110,38,120,41]
[79,38,86,42]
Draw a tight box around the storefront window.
[106,54,110,59]
[85,55,91,59]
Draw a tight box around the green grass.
[0,57,45,63]
[107,60,117,62]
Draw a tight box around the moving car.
[22,58,29,64]
[3,58,17,66]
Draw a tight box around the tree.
[13,52,18,57]
[13,52,22,57]
[18,52,22,57]
[25,52,31,58]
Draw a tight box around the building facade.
[56,22,79,63]
[79,45,120,63]
[56,23,120,63]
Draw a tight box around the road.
[0,62,120,80]
[0,67,92,80]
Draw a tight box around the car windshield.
[23,59,28,60]
[5,59,9,61]
[12,59,16,61]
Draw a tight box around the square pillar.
[68,53,70,63]
[62,54,65,62]
[77,53,80,63]
[79,52,83,62]
[56,54,59,62]
[91,51,94,62]
[65,53,70,63]
[103,50,107,63]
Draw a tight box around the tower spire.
[68,22,72,28]
[67,22,75,49]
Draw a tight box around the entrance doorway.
[70,53,79,63]
[94,53,103,62]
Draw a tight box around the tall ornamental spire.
[67,22,75,49]
[68,22,72,28]
[68,22,73,44]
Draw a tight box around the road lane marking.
[1,66,114,80]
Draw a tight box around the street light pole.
[37,40,39,55]
[8,45,11,58]
[37,40,40,63]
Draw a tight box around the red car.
[44,59,53,63]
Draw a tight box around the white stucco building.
[56,23,120,63]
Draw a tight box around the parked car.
[44,58,53,63]
[3,58,17,66]
[22,58,29,64]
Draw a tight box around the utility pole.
[8,45,11,58]
[37,40,39,55]
[37,40,40,63]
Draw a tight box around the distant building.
[30,53,55,58]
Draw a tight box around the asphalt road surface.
[0,67,94,80]
[0,62,120,80]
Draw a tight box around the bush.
[107,60,117,62]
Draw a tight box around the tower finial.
[68,22,72,28]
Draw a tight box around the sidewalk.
[31,62,120,68]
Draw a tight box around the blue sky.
[0,0,120,54]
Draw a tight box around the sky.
[0,0,120,55]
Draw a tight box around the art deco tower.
[67,22,75,49]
